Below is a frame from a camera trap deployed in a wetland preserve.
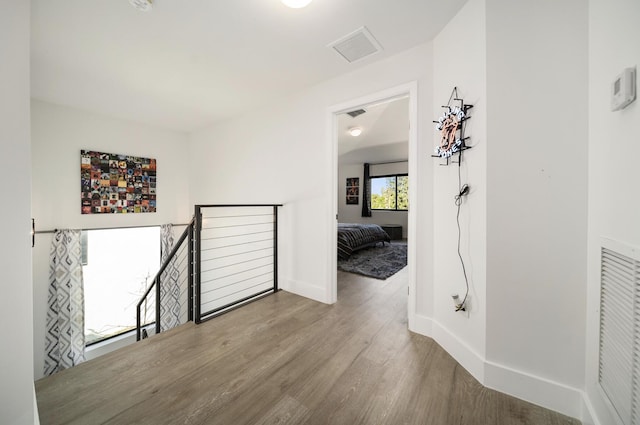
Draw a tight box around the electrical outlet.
[451,294,465,311]
[462,296,471,314]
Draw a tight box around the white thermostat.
[611,67,636,111]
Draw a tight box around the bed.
[337,223,391,260]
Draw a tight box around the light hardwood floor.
[36,268,580,425]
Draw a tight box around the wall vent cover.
[328,26,383,64]
[599,239,640,425]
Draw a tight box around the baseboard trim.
[484,360,584,420]
[282,278,329,304]
[431,319,486,383]
[410,314,587,422]
[408,312,433,336]
[579,390,600,425]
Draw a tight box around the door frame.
[327,82,418,325]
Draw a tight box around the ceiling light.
[281,0,313,8]
[130,0,153,12]
[349,127,363,137]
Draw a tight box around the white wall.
[189,42,434,316]
[338,160,409,237]
[432,0,488,380]
[432,0,590,420]
[31,100,190,231]
[586,0,640,424]
[0,1,37,423]
[31,100,190,380]
[484,0,588,417]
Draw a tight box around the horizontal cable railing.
[136,218,195,341]
[135,204,282,341]
[195,204,282,323]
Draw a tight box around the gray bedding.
[337,223,390,260]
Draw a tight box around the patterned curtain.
[361,163,372,217]
[44,229,85,376]
[160,224,180,331]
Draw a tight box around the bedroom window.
[371,174,408,211]
[82,226,160,345]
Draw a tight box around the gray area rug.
[338,241,407,280]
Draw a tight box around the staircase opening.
[136,204,283,340]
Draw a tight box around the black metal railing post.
[187,221,194,322]
[194,206,202,324]
[155,275,161,335]
[136,304,142,341]
[273,205,278,292]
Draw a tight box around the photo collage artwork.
[81,150,156,214]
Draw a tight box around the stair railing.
[136,217,195,341]
[194,204,282,323]
[135,204,282,341]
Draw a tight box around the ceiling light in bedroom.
[281,0,313,9]
[130,0,153,12]
[348,127,363,137]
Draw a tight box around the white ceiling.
[31,0,467,133]
[338,96,409,164]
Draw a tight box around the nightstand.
[381,224,402,240]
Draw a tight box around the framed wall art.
[346,177,359,205]
[81,150,156,214]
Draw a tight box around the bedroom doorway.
[328,83,418,324]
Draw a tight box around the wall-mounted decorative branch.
[432,87,473,166]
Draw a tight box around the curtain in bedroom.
[160,224,181,331]
[44,229,85,376]
[361,162,372,217]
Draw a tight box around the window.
[82,226,160,345]
[371,174,408,211]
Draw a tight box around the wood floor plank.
[103,296,332,424]
[355,334,438,425]
[36,292,325,425]
[302,356,386,425]
[252,395,311,425]
[36,267,581,425]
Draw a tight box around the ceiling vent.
[129,0,153,12]
[346,108,367,118]
[328,27,383,64]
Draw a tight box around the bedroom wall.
[31,100,190,380]
[338,159,409,238]
[484,0,588,418]
[0,1,37,423]
[585,0,640,423]
[188,42,434,316]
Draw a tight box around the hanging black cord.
[454,157,470,311]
